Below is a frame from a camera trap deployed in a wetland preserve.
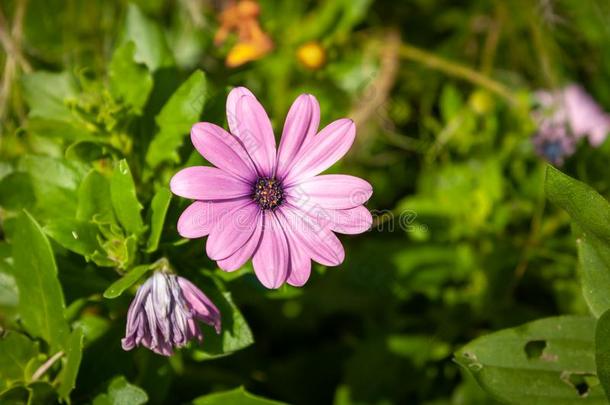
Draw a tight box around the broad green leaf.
[0,243,17,311]
[110,160,144,236]
[0,270,18,309]
[57,328,84,402]
[145,70,207,168]
[77,170,115,224]
[0,381,56,405]
[27,118,89,142]
[191,386,286,405]
[455,316,604,404]
[18,155,88,190]
[44,219,100,258]
[146,188,172,252]
[577,235,610,317]
[595,309,610,401]
[92,376,148,405]
[21,71,77,121]
[0,331,40,384]
[545,165,610,244]
[0,172,36,211]
[65,139,114,162]
[103,264,153,299]
[18,155,88,219]
[11,211,69,351]
[123,4,174,71]
[109,41,153,112]
[192,291,254,360]
[546,166,610,316]
[0,385,30,403]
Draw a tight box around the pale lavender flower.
[532,84,610,164]
[122,271,221,356]
[563,85,610,147]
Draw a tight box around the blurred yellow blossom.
[296,41,326,70]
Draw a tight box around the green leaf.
[145,70,207,169]
[18,155,88,219]
[27,118,89,142]
[103,264,153,299]
[595,309,610,401]
[192,291,254,360]
[11,211,69,351]
[0,331,40,384]
[0,381,56,405]
[57,328,84,402]
[111,160,144,236]
[455,316,605,404]
[77,170,115,224]
[92,376,148,405]
[21,71,78,122]
[123,4,174,71]
[191,386,286,405]
[44,219,100,258]
[0,172,36,211]
[545,165,610,244]
[109,41,153,112]
[546,166,610,316]
[18,155,87,190]
[146,188,172,252]
[0,269,18,309]
[577,235,610,317]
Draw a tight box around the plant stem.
[31,350,64,381]
[399,42,519,106]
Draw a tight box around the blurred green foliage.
[2,0,610,404]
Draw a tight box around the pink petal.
[191,122,257,182]
[177,199,249,238]
[234,95,276,177]
[276,94,320,180]
[283,119,355,186]
[287,174,372,209]
[206,202,260,260]
[226,87,276,177]
[226,86,255,134]
[276,211,312,287]
[217,212,263,272]
[170,166,252,200]
[252,212,289,288]
[327,206,373,234]
[278,205,345,266]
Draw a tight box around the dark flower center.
[252,177,283,210]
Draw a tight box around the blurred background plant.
[2,0,610,404]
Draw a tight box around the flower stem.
[31,350,64,381]
[399,42,519,106]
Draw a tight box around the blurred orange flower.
[215,0,273,67]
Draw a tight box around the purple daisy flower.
[121,271,221,356]
[170,87,373,288]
